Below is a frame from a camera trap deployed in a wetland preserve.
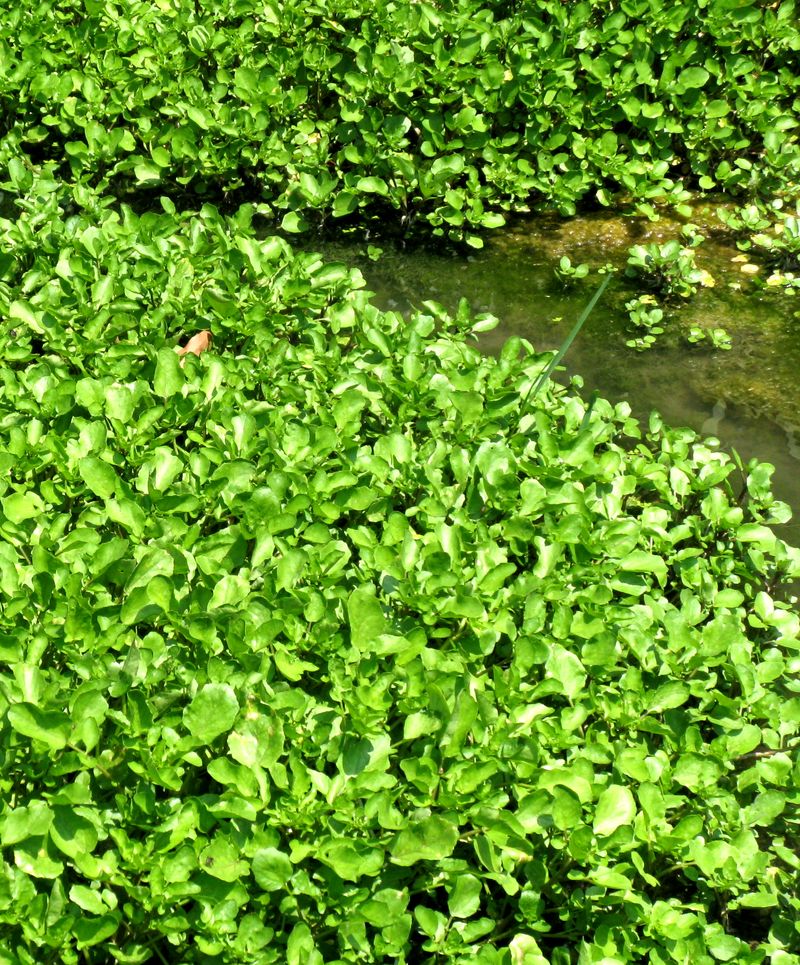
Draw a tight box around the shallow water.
[318,208,800,543]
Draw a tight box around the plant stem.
[520,272,612,414]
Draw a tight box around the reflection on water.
[317,209,800,542]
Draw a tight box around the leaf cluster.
[0,0,799,242]
[1,178,800,963]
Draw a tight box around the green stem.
[520,272,612,414]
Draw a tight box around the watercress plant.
[0,179,799,964]
[0,0,799,244]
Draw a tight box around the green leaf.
[2,490,45,524]
[7,157,32,190]
[149,447,184,492]
[619,551,667,583]
[593,785,636,836]
[184,684,239,744]
[106,498,146,539]
[124,546,173,593]
[13,839,64,879]
[69,885,110,915]
[121,579,172,624]
[509,934,549,965]
[199,836,250,881]
[78,456,118,500]
[415,905,447,939]
[317,839,384,880]
[134,161,162,183]
[208,574,251,609]
[8,703,71,749]
[92,274,115,307]
[641,101,664,118]
[154,347,184,397]
[49,807,99,859]
[743,790,785,827]
[332,191,359,217]
[390,815,459,865]
[546,644,587,699]
[481,212,505,229]
[73,914,120,948]
[287,922,321,965]
[1,801,53,846]
[678,66,710,89]
[649,681,690,713]
[347,585,387,652]
[276,549,308,592]
[9,299,44,334]
[253,848,293,891]
[705,927,748,962]
[356,176,389,196]
[440,689,478,758]
[281,211,310,233]
[447,874,482,918]
[673,753,723,791]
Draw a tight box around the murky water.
[318,208,800,542]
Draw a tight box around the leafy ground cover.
[2,0,800,960]
[1,0,799,243]
[1,180,800,963]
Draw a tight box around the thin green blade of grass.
[521,272,611,412]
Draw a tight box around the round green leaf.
[679,66,710,89]
[355,176,389,195]
[673,754,723,791]
[8,703,70,749]
[253,847,293,891]
[154,347,184,398]
[649,681,690,713]
[49,807,98,859]
[318,839,384,881]
[73,914,121,948]
[199,837,250,881]
[2,491,45,524]
[281,211,310,233]
[332,191,358,217]
[744,790,785,827]
[183,683,239,744]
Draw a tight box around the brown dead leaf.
[175,330,212,366]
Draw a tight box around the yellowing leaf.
[176,330,213,367]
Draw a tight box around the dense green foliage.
[1,0,799,242]
[2,0,800,961]
[2,180,800,963]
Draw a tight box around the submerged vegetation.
[1,0,800,962]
